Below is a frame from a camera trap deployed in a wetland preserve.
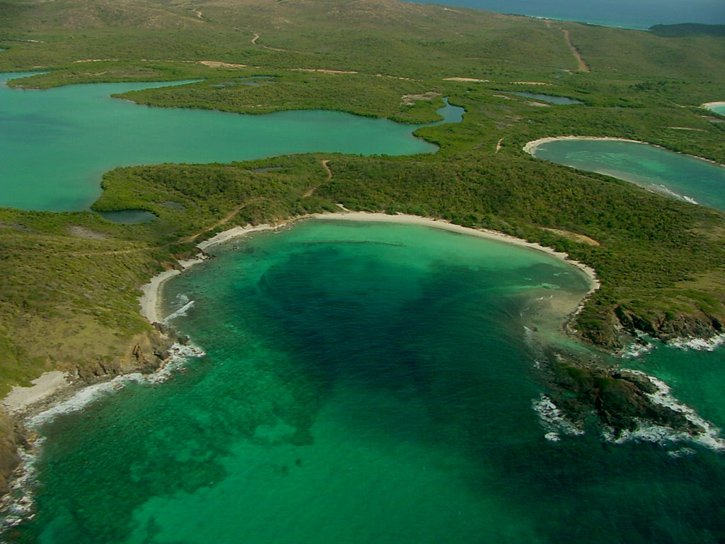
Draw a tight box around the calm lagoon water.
[705,103,725,116]
[9,220,725,544]
[403,0,725,29]
[532,139,725,211]
[0,73,447,212]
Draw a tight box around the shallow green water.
[533,139,725,211]
[0,73,443,211]
[705,103,725,116]
[9,221,725,544]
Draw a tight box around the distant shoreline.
[702,101,725,113]
[523,135,642,155]
[522,135,725,169]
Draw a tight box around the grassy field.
[0,0,723,391]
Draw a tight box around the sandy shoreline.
[523,136,725,169]
[702,101,725,111]
[311,212,600,290]
[1,212,600,416]
[141,212,599,329]
[1,372,70,415]
[523,135,642,155]
[139,211,599,331]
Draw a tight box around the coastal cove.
[8,215,725,543]
[524,137,725,211]
[703,102,725,116]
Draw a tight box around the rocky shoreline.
[0,326,184,500]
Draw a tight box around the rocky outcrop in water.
[580,304,724,351]
[74,330,175,382]
[615,306,723,344]
[540,350,702,438]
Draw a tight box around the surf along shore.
[4,212,600,419]
[4,211,723,523]
[110,211,725,452]
[523,135,725,168]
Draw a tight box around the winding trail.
[302,159,332,198]
[4,199,267,256]
[181,198,264,244]
[562,29,589,73]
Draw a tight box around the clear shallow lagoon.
[0,73,445,212]
[531,139,725,211]
[705,103,725,116]
[9,220,725,544]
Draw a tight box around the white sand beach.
[702,101,725,111]
[2,371,69,414]
[310,212,600,292]
[523,135,642,155]
[139,213,601,330]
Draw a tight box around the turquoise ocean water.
[532,139,725,211]
[8,220,725,543]
[0,73,438,211]
[403,0,725,29]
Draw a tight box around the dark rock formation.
[615,306,723,343]
[540,350,701,438]
[0,412,24,497]
[74,330,174,381]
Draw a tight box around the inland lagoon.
[6,217,725,544]
[0,73,457,212]
[525,137,725,211]
[703,102,725,116]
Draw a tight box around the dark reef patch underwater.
[6,220,724,544]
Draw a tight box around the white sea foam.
[653,183,699,205]
[163,300,195,323]
[667,334,725,352]
[532,394,584,442]
[1,342,205,530]
[618,338,654,359]
[605,370,725,452]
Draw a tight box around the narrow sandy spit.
[702,101,725,111]
[523,135,642,155]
